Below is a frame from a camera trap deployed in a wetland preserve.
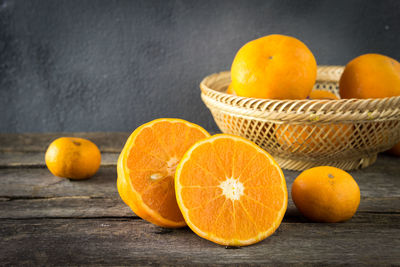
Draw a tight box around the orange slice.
[175,134,288,246]
[117,118,210,228]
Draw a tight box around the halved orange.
[175,134,288,246]
[117,118,210,228]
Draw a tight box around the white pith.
[219,177,244,201]
[150,156,180,180]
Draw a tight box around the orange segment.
[212,199,236,240]
[117,118,210,228]
[178,161,222,187]
[180,187,222,209]
[187,196,225,234]
[243,164,283,190]
[240,196,277,232]
[245,185,284,206]
[234,201,261,240]
[175,134,287,246]
[232,140,261,178]
[184,142,226,181]
[212,137,236,176]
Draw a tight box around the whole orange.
[45,137,101,179]
[276,123,352,153]
[308,89,339,100]
[292,166,360,223]
[231,34,317,99]
[276,91,350,152]
[387,141,400,156]
[226,83,236,95]
[339,54,400,99]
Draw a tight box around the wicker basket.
[200,66,400,171]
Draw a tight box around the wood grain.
[1,165,399,199]
[0,167,118,198]
[0,132,129,153]
[0,167,398,219]
[0,133,399,266]
[0,151,119,168]
[1,195,399,222]
[1,218,399,266]
[0,196,135,219]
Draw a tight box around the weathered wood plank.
[0,167,119,198]
[0,152,119,168]
[0,132,129,153]
[0,196,135,219]
[0,218,399,266]
[0,168,398,219]
[0,134,398,265]
[1,166,399,199]
[0,146,398,170]
[0,150,398,209]
[1,194,398,221]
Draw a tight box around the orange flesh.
[118,119,210,227]
[176,134,287,246]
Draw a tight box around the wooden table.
[1,133,399,266]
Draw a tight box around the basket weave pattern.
[200,66,400,171]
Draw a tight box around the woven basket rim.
[200,66,400,123]
[200,68,400,104]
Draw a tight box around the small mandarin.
[45,137,101,179]
[339,53,400,99]
[292,166,360,223]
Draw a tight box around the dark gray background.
[1,0,399,133]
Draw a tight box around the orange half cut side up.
[175,134,288,246]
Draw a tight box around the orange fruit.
[387,141,400,156]
[226,83,236,95]
[117,118,210,228]
[175,134,288,246]
[276,123,352,153]
[45,137,101,179]
[292,166,360,223]
[231,34,317,99]
[276,91,350,152]
[340,53,400,99]
[308,89,339,100]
